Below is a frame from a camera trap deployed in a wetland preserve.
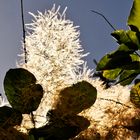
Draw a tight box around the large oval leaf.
[0,106,22,128]
[29,115,90,140]
[4,68,43,114]
[55,81,97,115]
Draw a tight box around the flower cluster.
[19,5,88,128]
[17,5,139,139]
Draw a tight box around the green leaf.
[130,82,140,108]
[103,68,122,80]
[111,30,139,50]
[127,0,140,32]
[97,51,140,71]
[55,81,97,115]
[117,44,136,52]
[111,30,126,44]
[125,54,140,70]
[0,106,22,128]
[119,70,139,86]
[29,114,90,140]
[4,68,43,114]
[130,53,140,61]
[96,54,110,71]
[97,52,130,70]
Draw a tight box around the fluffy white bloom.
[19,5,88,127]
[74,66,138,139]
[18,5,139,139]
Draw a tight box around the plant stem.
[20,0,27,63]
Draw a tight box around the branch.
[99,97,132,108]
[20,0,27,63]
[91,10,116,31]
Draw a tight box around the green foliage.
[4,68,43,114]
[130,82,140,107]
[127,0,140,32]
[0,106,22,128]
[102,68,122,80]
[111,30,140,50]
[29,114,90,140]
[118,70,139,86]
[96,0,140,88]
[55,81,97,115]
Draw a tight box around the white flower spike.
[18,5,139,140]
[19,5,88,127]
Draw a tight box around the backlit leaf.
[0,106,22,128]
[103,68,122,80]
[119,70,139,86]
[96,54,110,71]
[97,52,130,70]
[111,30,140,50]
[55,81,97,115]
[4,68,43,114]
[97,52,140,71]
[29,115,90,140]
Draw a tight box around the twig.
[20,0,27,63]
[99,97,132,108]
[93,59,98,66]
[31,112,36,128]
[91,10,116,31]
